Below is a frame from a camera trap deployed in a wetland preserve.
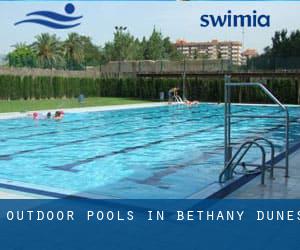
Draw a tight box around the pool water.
[0,104,299,198]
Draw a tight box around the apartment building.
[175,39,245,65]
[241,49,258,65]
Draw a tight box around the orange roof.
[242,49,258,56]
[175,39,188,45]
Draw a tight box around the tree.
[32,33,64,69]
[250,29,300,70]
[271,30,289,56]
[162,37,182,60]
[102,28,142,62]
[101,27,182,62]
[143,28,165,60]
[141,28,181,60]
[7,43,36,67]
[64,33,84,70]
[79,35,102,66]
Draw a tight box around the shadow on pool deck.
[0,188,48,199]
[227,149,300,199]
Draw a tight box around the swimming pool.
[0,104,300,198]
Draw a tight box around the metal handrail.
[219,139,266,184]
[224,79,290,180]
[229,115,286,119]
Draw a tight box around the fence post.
[298,78,300,104]
[239,85,242,103]
[182,59,186,99]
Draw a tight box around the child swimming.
[32,112,40,120]
[54,111,64,121]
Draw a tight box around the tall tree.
[143,28,165,60]
[79,35,102,66]
[32,33,63,69]
[162,37,182,60]
[142,28,181,60]
[64,33,84,70]
[250,29,300,69]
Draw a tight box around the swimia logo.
[14,3,83,29]
[200,10,270,28]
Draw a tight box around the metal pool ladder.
[220,75,290,184]
[174,95,184,104]
[219,137,274,184]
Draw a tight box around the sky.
[0,1,300,54]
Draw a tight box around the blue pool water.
[0,104,300,198]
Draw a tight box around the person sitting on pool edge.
[54,111,64,121]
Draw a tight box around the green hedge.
[0,75,299,104]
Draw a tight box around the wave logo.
[14,3,82,29]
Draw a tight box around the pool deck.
[0,188,47,199]
[227,148,300,199]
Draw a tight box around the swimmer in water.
[32,112,40,120]
[54,111,64,120]
[184,100,200,106]
[46,112,51,119]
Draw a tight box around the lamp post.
[179,40,186,100]
[115,26,127,77]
